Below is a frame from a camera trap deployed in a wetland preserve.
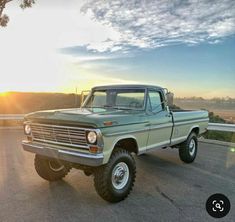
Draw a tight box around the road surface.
[0,129,234,222]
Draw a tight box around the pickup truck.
[22,84,209,202]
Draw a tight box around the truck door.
[146,89,173,150]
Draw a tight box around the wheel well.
[191,127,199,136]
[114,138,138,154]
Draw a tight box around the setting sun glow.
[0,92,9,97]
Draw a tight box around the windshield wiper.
[84,106,107,109]
[112,106,138,110]
[103,105,124,110]
[84,105,118,109]
[84,105,139,110]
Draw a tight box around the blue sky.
[1,0,235,98]
[61,37,235,97]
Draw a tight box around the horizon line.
[1,90,235,100]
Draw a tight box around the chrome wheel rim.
[189,139,196,156]
[112,162,129,190]
[48,160,65,172]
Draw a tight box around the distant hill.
[174,97,235,110]
[0,92,81,114]
[174,97,235,123]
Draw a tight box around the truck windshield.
[83,88,146,110]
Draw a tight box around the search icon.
[206,193,230,218]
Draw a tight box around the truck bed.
[170,109,209,145]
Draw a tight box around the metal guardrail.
[0,115,235,132]
[0,114,25,120]
[207,123,235,133]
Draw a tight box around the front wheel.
[34,155,71,181]
[179,132,198,163]
[94,148,136,202]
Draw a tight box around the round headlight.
[24,124,31,135]
[87,131,97,144]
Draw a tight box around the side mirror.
[166,92,174,107]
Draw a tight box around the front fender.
[102,135,138,164]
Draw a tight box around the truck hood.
[24,108,147,128]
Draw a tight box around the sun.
[0,92,9,97]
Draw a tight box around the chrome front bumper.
[22,140,104,166]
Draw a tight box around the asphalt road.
[0,129,234,222]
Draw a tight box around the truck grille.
[31,123,89,149]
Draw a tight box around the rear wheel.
[94,148,136,202]
[34,155,71,181]
[179,132,198,163]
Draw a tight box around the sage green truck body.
[22,85,209,167]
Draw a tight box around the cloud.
[80,0,235,52]
[59,45,136,63]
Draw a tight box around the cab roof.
[92,84,164,91]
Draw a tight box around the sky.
[0,0,235,98]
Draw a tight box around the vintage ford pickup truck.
[22,84,208,202]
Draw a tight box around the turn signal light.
[89,146,99,153]
[103,121,113,126]
[27,136,32,142]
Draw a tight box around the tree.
[0,0,35,27]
